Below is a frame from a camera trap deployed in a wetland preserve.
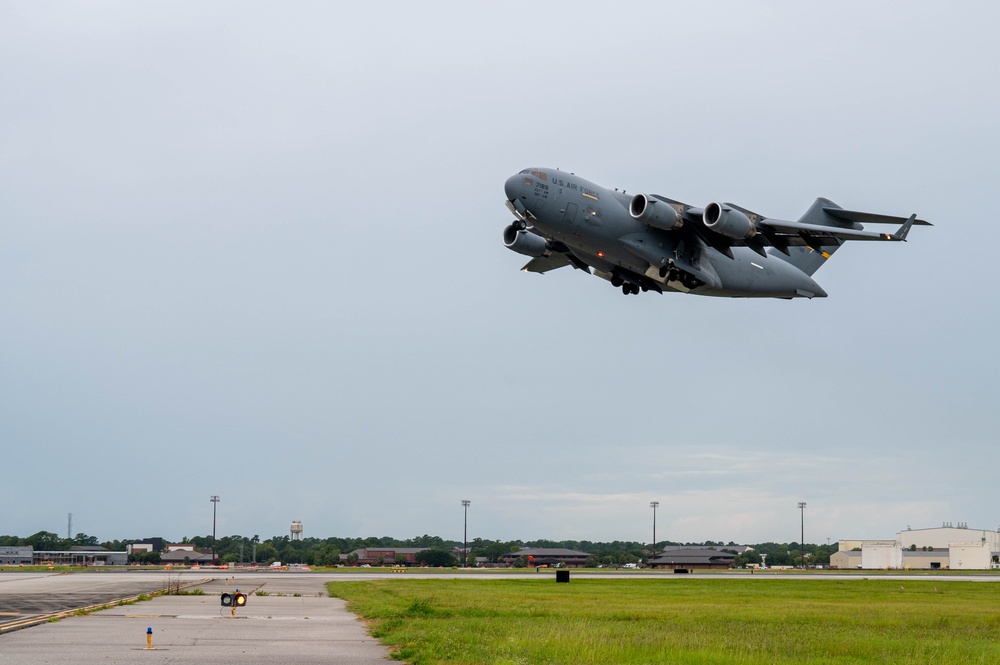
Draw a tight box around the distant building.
[340,547,428,566]
[499,548,590,568]
[897,526,1000,551]
[861,540,903,569]
[126,538,164,554]
[829,549,861,569]
[0,546,33,565]
[647,548,737,570]
[32,549,127,565]
[660,545,754,555]
[831,525,1000,570]
[160,549,214,565]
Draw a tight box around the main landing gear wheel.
[621,283,640,295]
[681,273,701,290]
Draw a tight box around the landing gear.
[621,283,640,296]
[611,274,624,287]
[680,273,702,290]
[512,219,527,231]
[661,266,703,291]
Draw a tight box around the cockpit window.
[529,170,547,181]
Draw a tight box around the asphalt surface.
[0,571,198,631]
[0,571,391,664]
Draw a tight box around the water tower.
[290,521,303,540]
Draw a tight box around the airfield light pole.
[211,495,220,565]
[650,501,659,559]
[462,500,470,566]
[797,502,806,569]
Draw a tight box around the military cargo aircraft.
[503,168,930,298]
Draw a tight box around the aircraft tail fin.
[769,198,851,276]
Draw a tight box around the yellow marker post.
[146,626,153,649]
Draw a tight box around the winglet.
[891,214,917,241]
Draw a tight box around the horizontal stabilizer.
[823,207,932,227]
[766,219,911,242]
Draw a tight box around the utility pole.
[462,500,470,567]
[210,495,220,565]
[649,501,659,559]
[798,502,806,569]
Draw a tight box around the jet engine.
[503,225,548,257]
[629,194,682,231]
[703,202,756,239]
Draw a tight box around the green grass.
[327,578,1000,664]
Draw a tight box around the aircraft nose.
[504,174,523,202]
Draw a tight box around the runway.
[0,571,208,633]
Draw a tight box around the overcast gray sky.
[2,1,998,547]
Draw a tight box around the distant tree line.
[1,532,103,550]
[0,531,837,567]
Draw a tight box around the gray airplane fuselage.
[504,168,828,298]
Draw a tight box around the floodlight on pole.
[797,502,806,568]
[649,501,659,558]
[210,495,220,565]
[462,500,470,567]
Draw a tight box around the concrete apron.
[0,593,392,665]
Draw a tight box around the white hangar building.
[831,524,999,570]
[896,525,1000,551]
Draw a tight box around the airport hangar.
[831,525,1000,570]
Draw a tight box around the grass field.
[327,577,1000,664]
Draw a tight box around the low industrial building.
[897,525,1000,551]
[31,548,127,565]
[126,538,165,554]
[647,547,737,570]
[499,548,590,568]
[160,549,214,565]
[341,547,428,566]
[0,546,33,565]
[831,525,1000,570]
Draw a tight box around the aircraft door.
[563,202,578,223]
